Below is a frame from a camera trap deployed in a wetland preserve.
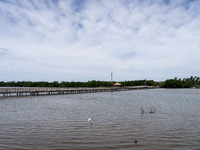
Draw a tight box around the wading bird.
[88,118,92,127]
[141,106,144,114]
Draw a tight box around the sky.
[0,0,200,82]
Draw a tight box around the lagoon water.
[0,89,200,150]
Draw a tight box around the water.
[0,89,200,150]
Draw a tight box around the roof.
[114,82,121,86]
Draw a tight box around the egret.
[88,118,92,127]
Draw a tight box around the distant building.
[114,82,121,86]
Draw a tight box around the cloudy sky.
[0,0,200,82]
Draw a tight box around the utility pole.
[111,72,113,92]
[111,72,113,84]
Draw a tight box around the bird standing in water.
[88,118,92,127]
[141,106,144,114]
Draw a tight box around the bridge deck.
[0,86,157,97]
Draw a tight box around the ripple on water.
[0,89,200,150]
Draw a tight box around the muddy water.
[0,89,200,150]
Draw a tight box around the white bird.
[88,118,92,127]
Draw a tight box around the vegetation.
[0,80,158,88]
[162,76,199,88]
[0,76,199,88]
[119,80,158,86]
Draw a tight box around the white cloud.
[0,0,200,81]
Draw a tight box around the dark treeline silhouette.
[0,80,158,87]
[120,80,158,86]
[162,76,200,88]
[0,76,199,88]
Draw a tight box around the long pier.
[0,86,157,97]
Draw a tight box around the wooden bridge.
[0,86,157,97]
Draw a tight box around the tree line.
[0,76,199,88]
[161,76,200,88]
[0,80,158,87]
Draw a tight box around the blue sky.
[0,0,200,82]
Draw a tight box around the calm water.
[0,89,200,150]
